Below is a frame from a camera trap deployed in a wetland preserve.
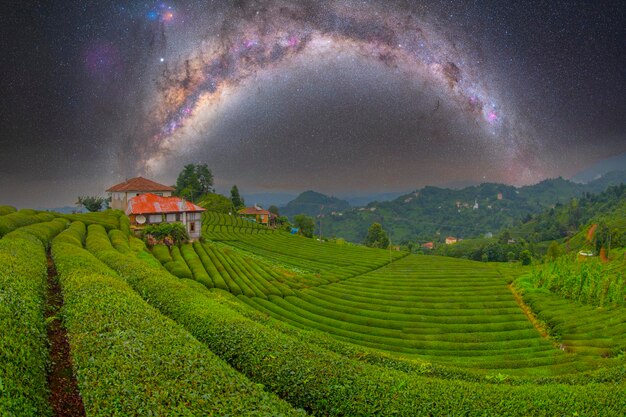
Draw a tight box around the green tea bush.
[0,210,55,237]
[108,229,131,254]
[180,244,212,287]
[3,217,69,249]
[0,205,16,215]
[151,244,173,264]
[0,233,50,416]
[118,214,130,237]
[89,240,626,416]
[54,230,302,416]
[58,211,120,231]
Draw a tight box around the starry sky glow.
[1,0,624,207]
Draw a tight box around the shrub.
[143,222,188,245]
[0,205,16,215]
[108,229,130,254]
[52,232,302,416]
[0,233,50,416]
[89,241,626,416]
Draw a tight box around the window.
[190,222,195,233]
[166,213,176,222]
[176,213,181,221]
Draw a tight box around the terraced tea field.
[2,208,626,415]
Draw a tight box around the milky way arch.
[137,1,537,183]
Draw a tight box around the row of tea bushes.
[88,228,626,416]
[0,210,56,237]
[58,223,303,416]
[0,223,54,415]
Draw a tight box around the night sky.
[1,1,624,208]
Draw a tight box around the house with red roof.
[126,193,205,240]
[106,177,175,211]
[238,205,276,226]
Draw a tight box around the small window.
[190,222,195,233]
[176,213,181,221]
[136,193,140,196]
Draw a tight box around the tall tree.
[230,185,245,209]
[268,205,279,216]
[76,196,106,212]
[364,223,389,249]
[293,214,315,238]
[175,164,214,202]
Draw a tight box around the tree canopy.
[197,193,232,214]
[293,214,315,238]
[230,185,245,210]
[76,196,106,212]
[364,223,389,249]
[175,164,214,202]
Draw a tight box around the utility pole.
[319,205,324,242]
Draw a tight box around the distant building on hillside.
[421,241,434,250]
[126,193,205,240]
[497,192,503,200]
[238,205,276,226]
[473,199,479,210]
[107,177,174,210]
[445,236,458,245]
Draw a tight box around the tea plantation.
[1,208,625,416]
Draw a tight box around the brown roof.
[126,193,205,215]
[106,177,175,192]
[239,207,270,215]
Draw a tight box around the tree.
[293,214,315,238]
[268,205,279,216]
[546,241,562,261]
[197,193,231,214]
[519,250,532,265]
[364,223,389,249]
[175,164,214,202]
[76,196,106,212]
[230,185,245,210]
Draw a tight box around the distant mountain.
[571,151,626,183]
[318,172,626,244]
[241,192,298,209]
[583,170,626,193]
[341,191,408,207]
[280,191,351,218]
[38,205,83,214]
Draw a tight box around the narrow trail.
[45,252,86,417]
[508,284,562,351]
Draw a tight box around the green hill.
[280,190,351,218]
[317,171,626,244]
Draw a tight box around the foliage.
[143,222,188,245]
[546,241,562,261]
[519,250,532,265]
[293,214,315,238]
[522,254,626,307]
[91,239,626,416]
[230,185,245,210]
[174,163,214,201]
[0,205,17,215]
[197,192,232,213]
[0,210,56,237]
[268,205,279,216]
[317,175,626,244]
[0,227,51,416]
[54,225,301,416]
[76,195,107,212]
[364,222,389,249]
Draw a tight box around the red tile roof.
[126,193,205,215]
[106,177,175,192]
